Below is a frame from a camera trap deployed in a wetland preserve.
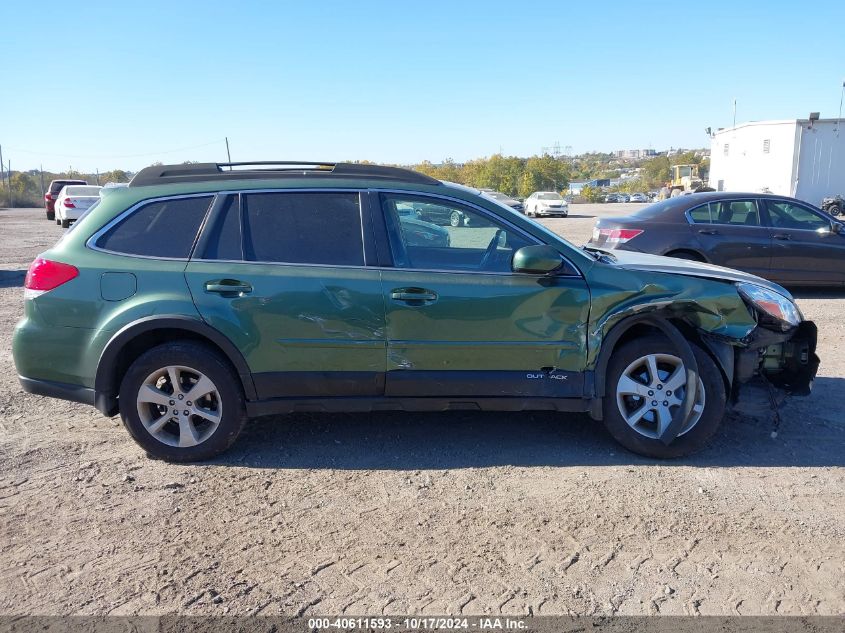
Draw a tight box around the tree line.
[1,151,708,208]
[0,168,130,208]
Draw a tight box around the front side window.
[766,200,829,231]
[242,192,363,265]
[688,200,759,226]
[96,196,212,258]
[382,194,533,273]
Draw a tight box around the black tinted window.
[96,196,212,258]
[242,192,363,265]
[202,195,242,260]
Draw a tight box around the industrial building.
[708,118,844,205]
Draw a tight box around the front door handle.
[205,279,253,296]
[390,287,438,305]
[773,233,792,241]
[698,228,719,235]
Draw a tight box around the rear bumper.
[19,376,116,416]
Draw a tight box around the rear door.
[375,192,590,398]
[687,199,772,277]
[185,190,387,399]
[762,198,845,285]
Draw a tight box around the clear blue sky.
[3,0,844,172]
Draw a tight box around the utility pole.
[8,161,12,208]
[96,169,100,185]
[0,145,7,208]
[39,164,45,197]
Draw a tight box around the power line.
[4,139,225,160]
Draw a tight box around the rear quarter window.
[95,196,212,258]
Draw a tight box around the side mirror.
[512,245,564,274]
[832,222,843,234]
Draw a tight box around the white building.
[708,118,845,205]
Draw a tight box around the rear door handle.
[390,288,438,304]
[773,233,792,241]
[205,279,253,296]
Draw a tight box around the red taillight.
[24,257,79,298]
[599,228,644,244]
[45,193,53,201]
[62,199,76,208]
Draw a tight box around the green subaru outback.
[13,162,819,461]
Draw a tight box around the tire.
[602,334,726,458]
[47,211,55,221]
[450,210,462,227]
[118,341,248,462]
[829,204,842,217]
[56,218,61,225]
[61,219,70,228]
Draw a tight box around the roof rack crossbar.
[128,161,440,187]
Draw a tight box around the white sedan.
[524,191,569,217]
[55,185,102,228]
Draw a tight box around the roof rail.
[128,161,441,187]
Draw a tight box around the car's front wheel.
[118,341,248,462]
[602,334,726,458]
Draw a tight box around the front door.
[185,191,387,399]
[687,198,772,277]
[762,199,845,285]
[377,193,590,398]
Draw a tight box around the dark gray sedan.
[587,192,845,286]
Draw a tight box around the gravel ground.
[0,204,842,616]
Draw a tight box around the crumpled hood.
[603,249,793,298]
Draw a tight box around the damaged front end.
[736,315,819,397]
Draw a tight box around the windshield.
[485,192,509,201]
[537,193,562,200]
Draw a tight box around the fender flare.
[94,316,257,414]
[591,313,701,445]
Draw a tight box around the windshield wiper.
[583,246,617,263]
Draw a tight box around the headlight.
[736,282,801,329]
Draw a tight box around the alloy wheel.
[615,353,705,440]
[136,365,223,447]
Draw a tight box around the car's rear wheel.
[602,334,726,458]
[60,219,70,228]
[118,341,247,462]
[450,210,462,227]
[829,204,842,217]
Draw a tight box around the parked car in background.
[44,179,87,221]
[617,193,631,203]
[629,192,648,203]
[396,205,450,247]
[588,191,845,286]
[410,200,469,226]
[603,193,622,203]
[55,185,102,228]
[821,195,843,217]
[481,190,524,213]
[524,191,568,217]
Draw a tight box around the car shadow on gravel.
[214,378,845,470]
[0,270,26,288]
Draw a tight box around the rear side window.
[96,196,212,258]
[688,200,760,226]
[202,195,242,260]
[242,192,363,265]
